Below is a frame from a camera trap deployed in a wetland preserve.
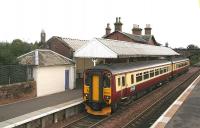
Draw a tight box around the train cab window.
[143,71,149,80]
[131,74,134,84]
[122,76,125,86]
[150,70,154,77]
[118,78,121,86]
[85,73,91,86]
[136,73,143,82]
[155,69,159,76]
[103,75,110,87]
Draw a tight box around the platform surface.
[0,89,82,122]
[165,77,200,128]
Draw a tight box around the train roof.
[172,57,189,63]
[93,58,189,74]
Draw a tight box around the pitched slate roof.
[50,36,88,51]
[17,49,74,66]
[74,38,179,58]
[103,31,159,45]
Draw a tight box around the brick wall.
[48,38,73,58]
[0,81,36,105]
[105,32,133,42]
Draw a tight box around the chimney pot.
[145,24,152,35]
[132,24,142,35]
[114,17,123,31]
[105,23,111,35]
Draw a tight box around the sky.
[0,0,200,48]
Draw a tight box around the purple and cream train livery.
[83,58,190,115]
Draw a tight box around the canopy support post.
[92,58,98,66]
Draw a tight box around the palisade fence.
[0,65,34,85]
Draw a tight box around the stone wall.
[0,81,36,105]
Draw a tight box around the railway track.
[62,114,109,128]
[61,67,200,128]
[122,68,200,128]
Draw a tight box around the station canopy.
[74,38,179,58]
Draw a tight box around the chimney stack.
[132,24,142,35]
[114,17,123,31]
[105,23,111,35]
[144,24,152,35]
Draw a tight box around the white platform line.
[151,75,200,128]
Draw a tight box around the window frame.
[136,72,143,82]
[143,71,149,80]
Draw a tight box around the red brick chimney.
[105,23,111,35]
[114,17,123,31]
[144,24,152,35]
[132,24,142,35]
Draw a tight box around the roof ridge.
[61,37,89,41]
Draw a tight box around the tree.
[187,44,199,49]
[0,39,40,64]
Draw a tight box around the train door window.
[155,69,159,76]
[131,74,134,84]
[136,73,143,82]
[122,76,125,86]
[118,77,121,86]
[143,71,149,80]
[150,70,154,77]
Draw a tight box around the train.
[83,58,190,115]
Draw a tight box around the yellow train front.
[83,69,112,115]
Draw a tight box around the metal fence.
[0,65,34,85]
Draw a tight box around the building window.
[143,71,149,80]
[136,73,143,82]
[131,74,134,84]
[122,76,125,86]
[150,70,154,77]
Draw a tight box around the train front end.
[83,69,112,115]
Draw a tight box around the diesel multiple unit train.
[83,58,190,115]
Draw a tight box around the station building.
[44,18,178,79]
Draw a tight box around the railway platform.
[151,74,200,128]
[0,89,83,128]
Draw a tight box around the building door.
[65,70,69,90]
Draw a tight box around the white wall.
[33,65,75,97]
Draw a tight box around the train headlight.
[84,93,89,100]
[106,96,110,99]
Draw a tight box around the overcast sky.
[0,0,199,48]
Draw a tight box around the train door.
[92,75,100,101]
[121,75,127,99]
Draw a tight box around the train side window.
[131,74,134,84]
[150,70,154,77]
[163,67,167,73]
[122,76,125,86]
[155,69,159,76]
[118,78,121,86]
[136,73,143,82]
[160,68,163,74]
[143,71,149,80]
